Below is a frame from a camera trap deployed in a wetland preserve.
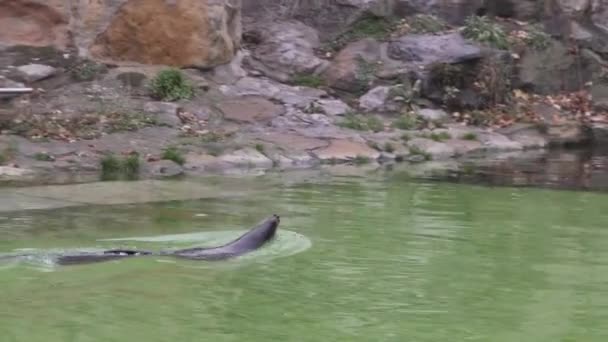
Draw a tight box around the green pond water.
[1,175,608,341]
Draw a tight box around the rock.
[0,166,34,178]
[518,40,594,94]
[312,139,380,161]
[218,96,285,123]
[143,102,182,127]
[209,50,248,84]
[145,160,184,178]
[478,132,524,151]
[498,123,548,149]
[0,0,242,68]
[545,122,590,145]
[323,38,381,92]
[13,64,57,83]
[116,72,147,88]
[408,138,456,159]
[359,86,391,111]
[258,133,327,151]
[313,99,352,116]
[219,148,274,168]
[417,108,448,122]
[556,0,592,15]
[591,122,608,144]
[220,76,326,108]
[387,32,482,66]
[247,21,329,82]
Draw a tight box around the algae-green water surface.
[1,176,608,341]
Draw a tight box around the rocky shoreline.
[2,0,608,185]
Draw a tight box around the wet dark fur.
[55,215,280,266]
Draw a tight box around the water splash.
[0,230,312,271]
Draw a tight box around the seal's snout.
[273,214,280,223]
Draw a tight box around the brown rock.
[218,96,285,123]
[312,139,380,161]
[0,0,241,68]
[90,0,241,67]
[0,0,70,48]
[258,133,328,151]
[323,38,381,93]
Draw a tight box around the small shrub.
[100,153,140,181]
[392,112,419,130]
[33,152,54,162]
[525,24,551,50]
[162,146,185,165]
[461,132,478,140]
[122,154,140,179]
[383,142,395,153]
[326,16,396,51]
[101,154,121,180]
[339,113,384,132]
[409,14,448,34]
[367,141,382,151]
[291,74,325,88]
[354,56,379,94]
[71,61,106,81]
[353,155,371,165]
[200,132,224,143]
[401,133,413,142]
[149,69,194,101]
[429,131,451,142]
[255,143,265,154]
[462,16,509,50]
[409,145,431,161]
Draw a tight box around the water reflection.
[417,147,608,192]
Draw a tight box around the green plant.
[525,24,551,50]
[33,152,54,161]
[354,56,379,93]
[149,68,194,101]
[474,56,513,107]
[201,132,224,143]
[326,16,397,51]
[461,132,478,140]
[383,142,395,153]
[71,61,106,81]
[409,145,431,161]
[291,73,325,88]
[255,143,265,154]
[101,154,121,180]
[401,133,413,142]
[100,153,140,181]
[367,141,381,151]
[462,15,509,50]
[353,155,371,165]
[339,113,384,132]
[161,146,185,165]
[122,154,140,179]
[392,112,419,130]
[408,14,448,34]
[429,131,451,142]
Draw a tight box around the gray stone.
[145,160,184,178]
[591,122,608,144]
[210,50,248,84]
[248,21,329,82]
[314,99,352,116]
[478,132,524,151]
[220,77,326,108]
[417,108,449,122]
[14,64,57,83]
[408,138,456,159]
[143,102,182,127]
[219,148,274,168]
[359,86,391,111]
[387,32,482,65]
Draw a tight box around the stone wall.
[0,0,242,68]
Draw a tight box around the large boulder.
[323,38,382,93]
[246,20,329,82]
[0,0,242,68]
